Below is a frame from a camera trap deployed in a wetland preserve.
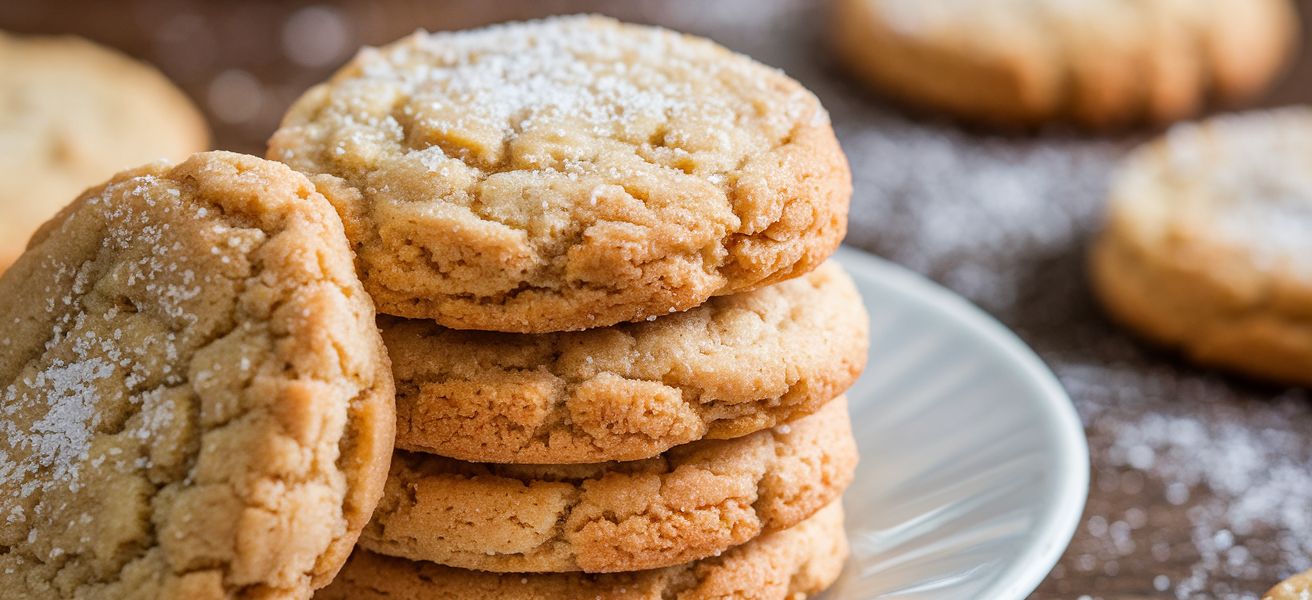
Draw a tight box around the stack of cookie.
[266,16,866,599]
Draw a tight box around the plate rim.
[834,245,1090,600]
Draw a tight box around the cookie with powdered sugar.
[359,396,855,574]
[385,260,868,465]
[830,0,1297,128]
[0,152,394,598]
[1091,108,1312,386]
[269,15,850,333]
[319,501,848,600]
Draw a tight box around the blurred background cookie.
[830,0,1299,128]
[269,16,850,333]
[0,31,209,272]
[1090,108,1312,386]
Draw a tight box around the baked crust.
[385,260,867,464]
[320,501,848,600]
[360,397,855,573]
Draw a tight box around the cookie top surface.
[385,259,867,464]
[1106,107,1312,288]
[0,152,394,599]
[360,395,855,573]
[0,32,210,272]
[319,500,847,600]
[269,15,850,332]
[831,0,1297,127]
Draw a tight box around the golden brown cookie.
[385,260,867,464]
[0,152,394,599]
[1091,108,1312,387]
[0,31,209,272]
[831,0,1298,128]
[319,500,848,600]
[269,15,851,332]
[360,396,854,573]
[1264,570,1312,600]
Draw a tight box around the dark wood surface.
[4,2,1312,599]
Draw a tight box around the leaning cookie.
[1264,570,1312,600]
[0,31,209,272]
[360,396,854,573]
[319,501,847,600]
[0,152,395,598]
[1091,108,1312,387]
[831,0,1297,128]
[386,260,867,464]
[270,15,851,332]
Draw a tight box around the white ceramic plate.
[827,246,1089,600]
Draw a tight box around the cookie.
[1264,570,1312,600]
[268,15,851,332]
[1090,108,1312,387]
[360,395,854,573]
[830,0,1298,128]
[0,152,394,598]
[0,31,209,272]
[386,260,867,464]
[319,500,847,600]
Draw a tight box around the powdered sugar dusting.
[0,166,257,572]
[0,175,194,501]
[384,19,697,136]
[16,358,113,495]
[1152,109,1312,276]
[1113,413,1312,587]
[1061,362,1312,600]
[346,15,816,157]
[837,113,1124,314]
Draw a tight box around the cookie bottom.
[1091,232,1312,387]
[317,501,848,600]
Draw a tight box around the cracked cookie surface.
[320,500,847,600]
[1091,108,1312,387]
[0,31,209,273]
[385,260,866,464]
[268,15,850,332]
[0,152,395,599]
[831,0,1297,128]
[358,396,854,573]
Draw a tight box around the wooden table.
[5,1,1312,598]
